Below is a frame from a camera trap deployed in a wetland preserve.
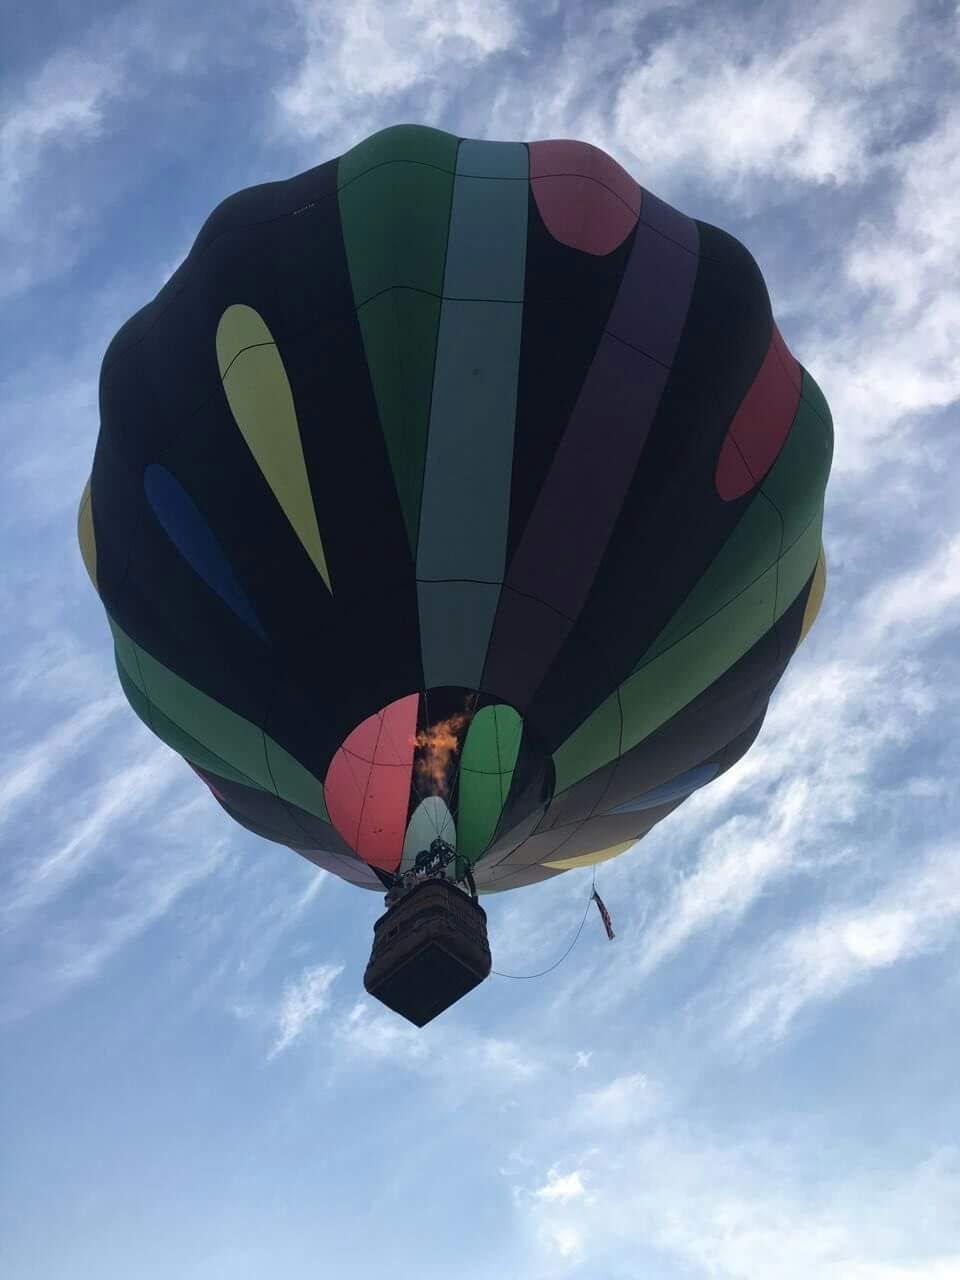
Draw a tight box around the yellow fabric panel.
[798,546,827,645]
[216,304,331,591]
[544,839,635,871]
[77,477,98,590]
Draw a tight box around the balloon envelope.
[79,125,833,894]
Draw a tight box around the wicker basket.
[363,878,492,1026]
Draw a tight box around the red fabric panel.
[529,140,642,255]
[324,693,418,871]
[716,326,802,501]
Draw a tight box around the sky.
[1,1,959,1277]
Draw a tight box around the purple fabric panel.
[638,188,699,254]
[481,587,574,710]
[506,335,668,618]
[606,218,699,366]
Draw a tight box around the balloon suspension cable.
[492,870,614,980]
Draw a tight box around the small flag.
[592,890,615,940]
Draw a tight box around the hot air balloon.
[78,125,833,1025]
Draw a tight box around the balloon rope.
[491,871,597,980]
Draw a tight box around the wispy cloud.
[2,741,184,926]
[269,961,344,1058]
[0,692,122,828]
[725,841,960,1044]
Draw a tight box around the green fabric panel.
[617,563,779,758]
[643,493,782,667]
[799,366,833,431]
[643,372,832,672]
[552,693,622,796]
[338,127,457,552]
[457,704,523,860]
[337,123,459,193]
[338,135,457,304]
[417,580,500,689]
[555,511,824,792]
[775,505,824,615]
[265,738,329,822]
[116,658,260,788]
[131,642,273,788]
[762,380,834,548]
[111,620,145,693]
[110,618,327,814]
[355,289,441,550]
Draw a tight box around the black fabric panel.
[527,221,775,750]
[93,160,423,782]
[507,192,634,565]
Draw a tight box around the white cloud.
[0,48,124,296]
[276,0,519,145]
[577,1072,660,1130]
[269,961,343,1058]
[533,1167,587,1202]
[809,102,960,472]
[726,842,960,1043]
[513,1131,960,1280]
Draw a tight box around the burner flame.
[412,711,470,794]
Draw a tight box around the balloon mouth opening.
[410,693,478,803]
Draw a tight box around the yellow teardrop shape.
[77,477,98,590]
[216,304,331,591]
[798,546,827,646]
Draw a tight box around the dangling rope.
[491,871,615,980]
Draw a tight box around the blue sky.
[2,1,959,1276]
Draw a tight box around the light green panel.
[216,304,331,591]
[417,580,500,689]
[265,739,330,822]
[775,505,824,615]
[457,705,524,860]
[442,141,528,299]
[642,375,832,672]
[400,796,457,872]
[116,659,260,789]
[617,563,779,758]
[552,694,622,797]
[416,300,524,580]
[416,140,528,582]
[553,562,780,792]
[112,623,273,788]
[109,618,328,818]
[112,623,144,693]
[642,493,782,667]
